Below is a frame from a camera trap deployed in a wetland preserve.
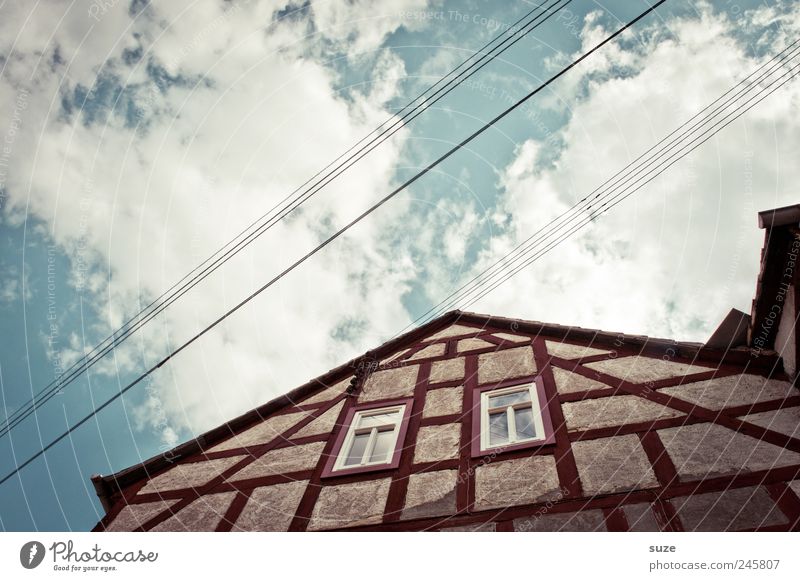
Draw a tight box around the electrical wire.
[0,0,572,439]
[461,60,800,312]
[0,0,667,486]
[402,39,800,328]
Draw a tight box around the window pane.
[488,390,530,408]
[358,411,399,428]
[368,428,396,463]
[514,406,537,440]
[488,411,509,446]
[344,432,370,466]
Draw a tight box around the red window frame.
[321,397,414,478]
[470,375,555,458]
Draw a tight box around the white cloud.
[0,264,30,305]
[462,3,800,341]
[0,0,431,442]
[310,0,433,57]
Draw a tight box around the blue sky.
[1,0,799,531]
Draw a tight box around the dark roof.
[758,203,800,229]
[748,203,800,353]
[706,308,749,349]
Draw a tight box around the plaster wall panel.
[308,478,392,530]
[552,367,610,394]
[228,442,325,482]
[739,407,800,438]
[104,499,180,532]
[401,470,458,520]
[457,337,495,353]
[228,441,325,481]
[139,456,245,494]
[302,378,350,406]
[491,333,529,344]
[658,423,800,481]
[562,395,683,432]
[671,486,788,531]
[474,455,561,511]
[406,343,446,361]
[423,386,464,418]
[429,357,466,384]
[151,492,237,532]
[572,434,659,495]
[427,324,480,341]
[584,356,711,383]
[292,401,345,438]
[234,480,308,531]
[514,509,606,531]
[623,503,661,531]
[360,365,419,401]
[477,346,536,384]
[545,340,612,359]
[208,412,309,452]
[659,374,797,411]
[413,424,461,464]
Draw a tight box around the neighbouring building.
[91,204,800,532]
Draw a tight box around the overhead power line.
[462,64,800,311]
[404,39,800,328]
[0,0,666,486]
[0,0,572,439]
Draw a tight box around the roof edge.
[758,203,800,229]
[455,311,777,366]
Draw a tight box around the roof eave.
[758,203,800,229]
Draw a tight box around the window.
[322,398,413,477]
[472,377,554,456]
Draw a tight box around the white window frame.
[479,383,545,451]
[332,404,406,472]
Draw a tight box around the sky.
[0,0,799,531]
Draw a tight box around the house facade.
[91,205,800,532]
